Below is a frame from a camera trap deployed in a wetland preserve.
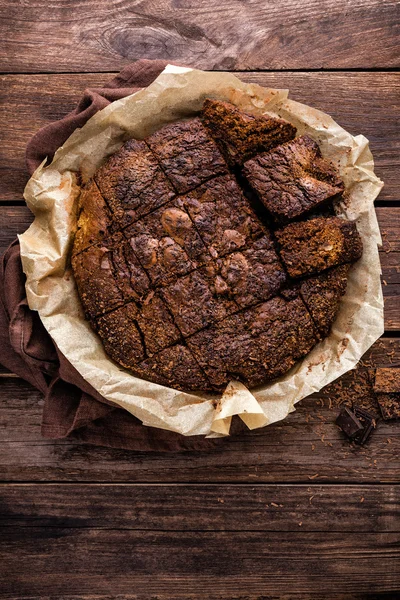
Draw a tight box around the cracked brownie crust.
[72,99,363,392]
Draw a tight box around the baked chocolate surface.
[71,100,362,392]
[202,99,296,166]
[243,135,344,222]
[275,216,362,278]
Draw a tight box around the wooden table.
[0,2,399,598]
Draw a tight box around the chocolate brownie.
[161,264,239,337]
[95,139,175,227]
[133,344,213,392]
[243,136,344,222]
[298,264,350,336]
[73,180,114,257]
[71,102,362,393]
[124,200,211,287]
[373,368,400,420]
[180,175,265,258]
[187,296,318,389]
[217,236,287,308]
[146,118,228,193]
[71,233,150,319]
[202,98,296,166]
[94,294,181,368]
[275,217,363,278]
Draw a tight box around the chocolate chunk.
[180,175,265,258]
[335,407,364,439]
[374,368,400,420]
[202,98,296,166]
[95,139,175,227]
[147,118,228,193]
[275,216,363,278]
[243,135,344,222]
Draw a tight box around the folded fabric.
[1,60,243,451]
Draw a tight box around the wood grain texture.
[0,484,398,599]
[1,483,398,532]
[1,71,399,202]
[0,0,398,73]
[0,340,399,483]
[1,205,398,329]
[1,529,399,598]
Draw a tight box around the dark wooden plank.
[0,339,399,483]
[1,205,398,328]
[0,528,398,598]
[0,0,398,73]
[0,483,398,532]
[1,72,398,202]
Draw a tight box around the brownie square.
[136,293,181,355]
[161,264,239,337]
[146,118,228,193]
[180,175,265,258]
[94,139,175,227]
[71,234,150,319]
[245,296,318,379]
[94,303,146,368]
[133,344,214,392]
[72,181,115,257]
[201,98,296,166]
[299,264,350,337]
[275,216,363,278]
[217,235,287,308]
[124,200,211,286]
[187,312,271,389]
[243,136,344,222]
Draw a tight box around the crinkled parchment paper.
[20,65,384,438]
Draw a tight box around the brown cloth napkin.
[1,60,245,451]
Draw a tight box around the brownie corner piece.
[72,180,114,257]
[299,264,350,337]
[275,216,363,278]
[243,135,345,222]
[133,343,215,392]
[94,138,175,227]
[201,98,296,166]
[147,118,228,193]
[161,264,238,338]
[373,368,400,420]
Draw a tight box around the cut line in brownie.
[202,98,296,166]
[132,343,215,392]
[243,135,345,223]
[93,294,181,369]
[298,264,351,337]
[146,117,229,193]
[275,216,363,278]
[160,263,240,338]
[71,233,151,320]
[94,139,176,228]
[216,235,287,308]
[124,199,211,287]
[72,180,115,257]
[178,174,266,259]
[187,296,318,389]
